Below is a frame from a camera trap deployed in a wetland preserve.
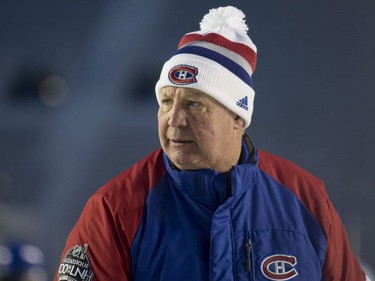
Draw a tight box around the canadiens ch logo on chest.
[261,254,298,280]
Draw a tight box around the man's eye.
[188,101,202,107]
[161,99,172,105]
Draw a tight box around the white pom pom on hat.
[199,6,249,32]
[155,6,257,128]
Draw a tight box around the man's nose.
[168,104,187,128]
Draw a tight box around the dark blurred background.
[0,0,374,279]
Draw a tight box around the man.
[55,6,369,281]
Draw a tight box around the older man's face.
[157,87,244,172]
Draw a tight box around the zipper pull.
[245,237,252,272]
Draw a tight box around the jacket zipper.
[245,235,252,272]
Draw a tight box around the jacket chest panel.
[131,170,326,281]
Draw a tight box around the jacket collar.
[162,134,258,209]
[239,132,257,165]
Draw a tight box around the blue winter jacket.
[56,135,366,281]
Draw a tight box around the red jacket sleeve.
[54,194,132,281]
[54,149,166,281]
[322,199,366,280]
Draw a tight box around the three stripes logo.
[236,96,248,111]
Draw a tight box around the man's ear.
[234,115,245,130]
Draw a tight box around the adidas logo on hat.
[236,96,248,111]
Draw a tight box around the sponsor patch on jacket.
[261,254,298,280]
[58,244,94,281]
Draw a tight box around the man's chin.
[169,155,204,171]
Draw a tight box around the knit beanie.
[155,6,257,128]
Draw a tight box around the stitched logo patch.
[168,64,198,85]
[261,254,298,280]
[58,244,94,281]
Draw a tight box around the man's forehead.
[159,87,208,99]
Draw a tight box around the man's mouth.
[170,139,194,146]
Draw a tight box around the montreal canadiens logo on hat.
[168,64,198,85]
